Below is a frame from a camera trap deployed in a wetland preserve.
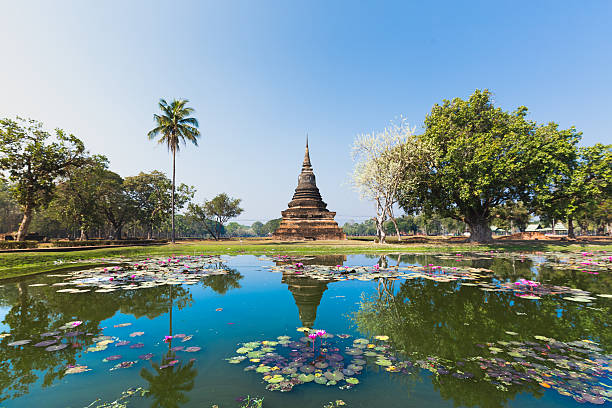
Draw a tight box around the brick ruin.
[273,139,346,241]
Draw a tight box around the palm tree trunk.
[172,148,176,244]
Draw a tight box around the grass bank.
[1,238,610,280]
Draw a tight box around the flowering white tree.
[351,118,430,243]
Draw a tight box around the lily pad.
[65,365,91,374]
[34,340,57,347]
[298,373,314,382]
[45,344,68,351]
[8,340,31,346]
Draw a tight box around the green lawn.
[1,238,610,280]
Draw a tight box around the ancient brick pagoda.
[273,139,346,241]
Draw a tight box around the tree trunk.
[171,148,176,244]
[375,199,386,243]
[16,205,32,241]
[551,218,556,235]
[567,217,575,239]
[79,226,88,241]
[114,224,123,240]
[389,215,401,241]
[467,219,493,243]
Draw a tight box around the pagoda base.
[274,207,346,241]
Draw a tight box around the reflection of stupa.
[278,255,345,327]
[273,138,346,240]
[282,274,332,328]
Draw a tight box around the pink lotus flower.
[164,336,173,342]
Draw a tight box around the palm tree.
[148,99,200,243]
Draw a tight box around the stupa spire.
[303,134,311,168]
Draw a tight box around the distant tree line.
[343,215,467,237]
[352,90,612,243]
[0,117,259,241]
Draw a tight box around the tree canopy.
[186,193,244,240]
[0,117,86,240]
[398,89,580,242]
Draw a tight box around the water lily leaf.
[8,340,31,346]
[345,377,359,385]
[314,376,327,385]
[113,323,132,328]
[34,340,57,347]
[298,373,314,382]
[45,344,67,351]
[266,375,284,384]
[65,365,91,374]
[130,343,145,349]
[256,365,272,373]
[139,353,154,360]
[103,355,122,362]
[185,346,201,352]
[300,365,315,373]
[375,359,392,367]
[324,370,344,381]
[374,335,389,341]
[129,332,144,337]
[111,361,136,370]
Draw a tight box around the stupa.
[273,138,346,241]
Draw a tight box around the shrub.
[51,239,167,247]
[0,241,39,249]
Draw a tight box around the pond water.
[0,252,610,408]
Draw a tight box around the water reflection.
[0,263,242,405]
[278,255,346,328]
[140,357,197,408]
[353,276,611,407]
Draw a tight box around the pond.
[0,252,610,407]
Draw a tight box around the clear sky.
[1,1,611,225]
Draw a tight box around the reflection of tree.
[140,357,197,408]
[201,264,243,295]
[353,277,611,408]
[0,278,195,403]
[120,285,193,319]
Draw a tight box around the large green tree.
[186,193,243,240]
[124,171,194,239]
[97,170,138,239]
[52,155,109,240]
[0,118,86,240]
[398,90,580,243]
[0,180,21,234]
[534,143,611,238]
[147,99,200,244]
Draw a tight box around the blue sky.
[1,1,610,224]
